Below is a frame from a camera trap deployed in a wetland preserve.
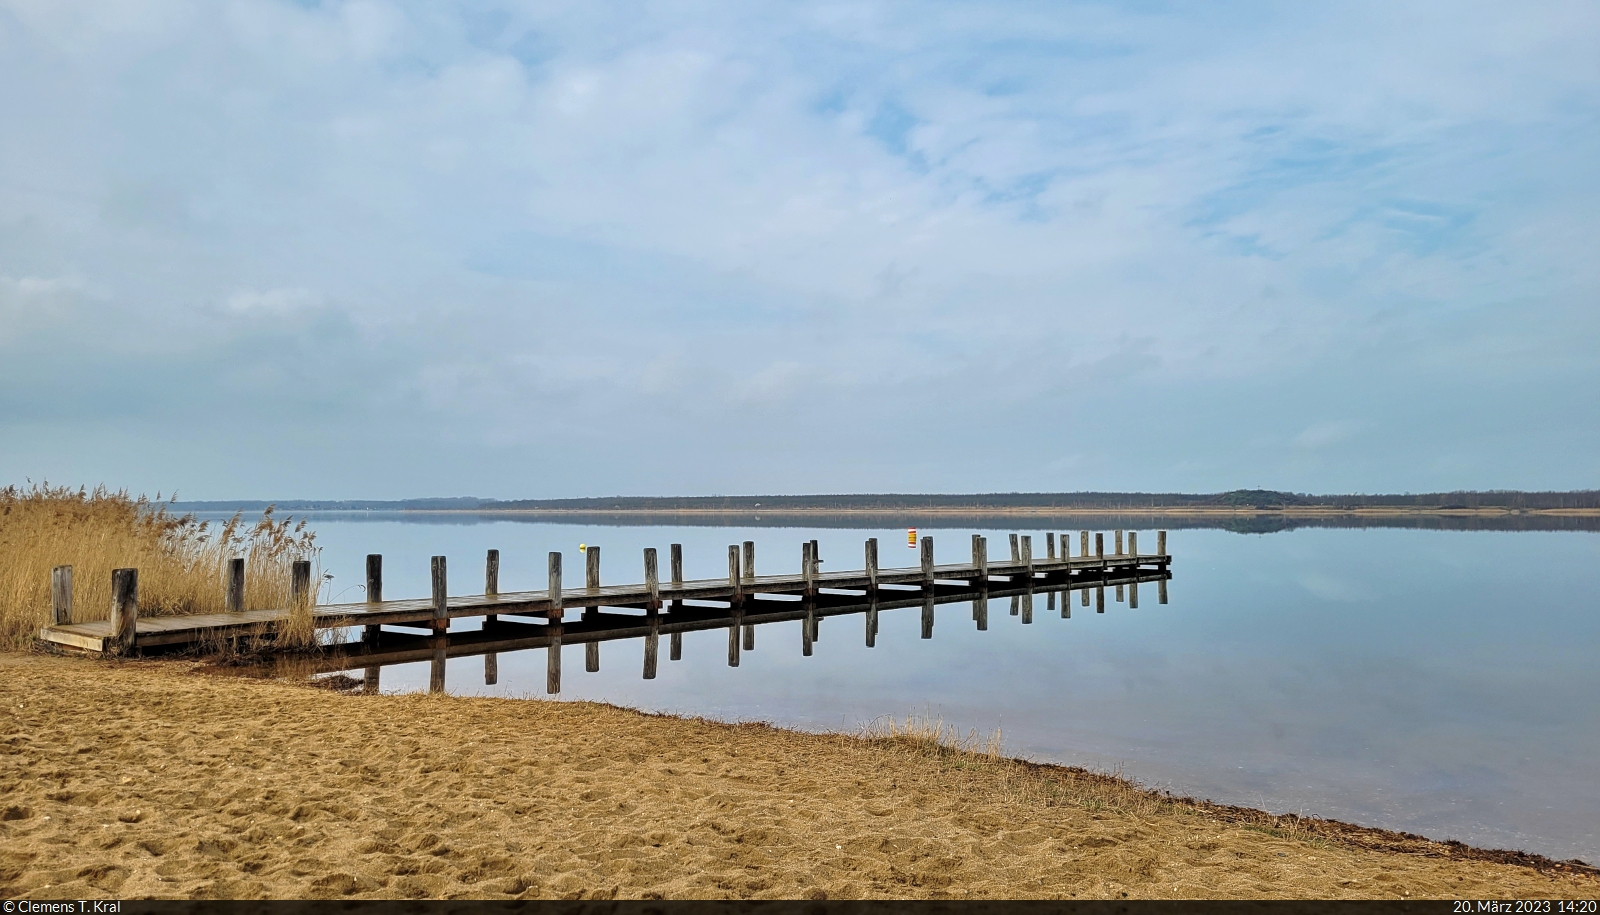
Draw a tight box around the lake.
[220,513,1600,864]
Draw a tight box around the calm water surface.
[258,516,1599,863]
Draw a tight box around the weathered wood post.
[743,620,755,651]
[801,542,816,596]
[1130,579,1139,609]
[290,559,313,606]
[1046,532,1056,560]
[547,551,562,695]
[429,556,447,633]
[921,595,934,639]
[1010,595,1019,617]
[742,541,755,582]
[644,617,659,679]
[727,611,741,668]
[587,639,600,673]
[363,665,380,695]
[110,568,138,654]
[728,545,742,602]
[1159,577,1169,604]
[1116,583,1125,603]
[670,543,684,610]
[975,535,988,584]
[1080,530,1089,559]
[1081,584,1090,608]
[1060,589,1071,619]
[974,590,988,630]
[1095,533,1105,562]
[1158,530,1168,558]
[366,554,383,602]
[1021,591,1033,624]
[51,565,73,626]
[1096,584,1105,613]
[486,652,498,686]
[1113,530,1122,555]
[809,539,820,570]
[865,538,879,595]
[224,558,244,614]
[1009,533,1020,562]
[1128,532,1138,559]
[484,549,500,624]
[670,630,683,661]
[1021,535,1033,579]
[920,535,934,590]
[971,533,982,566]
[583,547,599,675]
[644,548,660,613]
[363,554,381,642]
[802,604,814,656]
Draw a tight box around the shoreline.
[2,651,1594,900]
[404,507,1600,518]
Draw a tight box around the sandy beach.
[1,651,1593,900]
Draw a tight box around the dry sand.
[1,652,1593,900]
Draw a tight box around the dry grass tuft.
[0,483,318,650]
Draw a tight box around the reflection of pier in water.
[305,532,1173,695]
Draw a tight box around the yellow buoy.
[907,528,917,548]
[579,543,587,552]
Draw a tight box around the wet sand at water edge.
[1,653,1594,900]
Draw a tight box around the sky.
[1,1,1597,500]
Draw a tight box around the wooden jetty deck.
[38,531,1172,657]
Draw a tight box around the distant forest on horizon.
[171,489,1600,512]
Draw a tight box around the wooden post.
[1115,530,1123,556]
[670,630,683,660]
[1081,585,1090,608]
[547,552,563,623]
[670,543,684,610]
[484,549,499,624]
[920,535,934,589]
[865,538,879,594]
[587,640,599,673]
[865,597,878,648]
[1080,531,1089,558]
[363,666,380,694]
[585,545,600,590]
[976,536,988,583]
[1116,583,1125,603]
[1046,532,1056,560]
[1159,578,1169,604]
[802,607,814,656]
[811,613,820,643]
[1158,530,1168,557]
[224,558,244,614]
[727,611,741,667]
[743,621,754,651]
[51,565,73,626]
[970,533,982,566]
[644,618,659,679]
[291,560,312,609]
[1010,595,1019,617]
[1021,535,1033,578]
[1096,584,1105,613]
[1059,590,1070,619]
[430,556,447,632]
[110,568,138,654]
[644,548,660,612]
[975,591,989,631]
[485,652,498,686]
[1009,533,1020,562]
[366,554,382,602]
[1021,591,1033,624]
[1128,532,1138,559]
[802,542,815,595]
[809,539,820,569]
[728,545,742,601]
[921,595,934,639]
[1095,533,1105,561]
[1130,579,1139,609]
[742,541,755,582]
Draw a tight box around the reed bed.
[0,484,318,650]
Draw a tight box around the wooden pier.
[38,532,1173,682]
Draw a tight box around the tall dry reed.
[0,484,319,650]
